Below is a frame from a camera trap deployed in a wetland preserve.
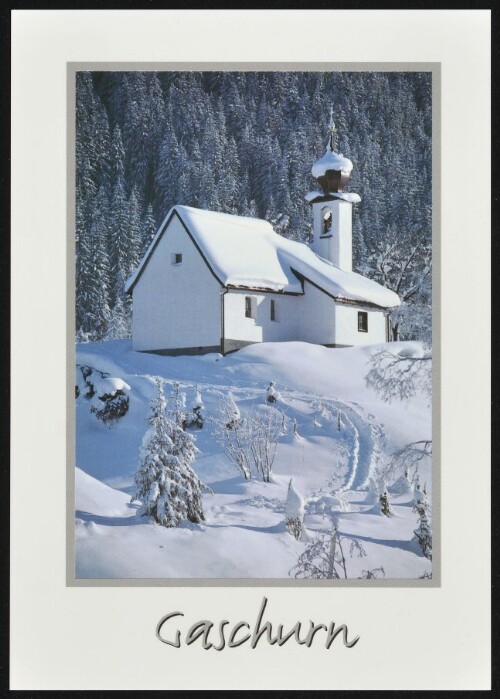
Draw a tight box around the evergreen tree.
[76,186,111,338]
[132,378,207,527]
[109,175,129,306]
[186,387,204,429]
[379,488,392,517]
[110,125,126,185]
[141,202,157,254]
[106,297,131,340]
[413,490,432,559]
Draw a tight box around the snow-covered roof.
[304,190,361,205]
[126,205,400,309]
[311,148,353,179]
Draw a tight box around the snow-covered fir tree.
[413,475,425,506]
[224,393,241,430]
[141,202,157,254]
[379,488,392,517]
[187,387,205,429]
[106,297,131,340]
[266,381,280,404]
[132,378,208,527]
[169,382,188,430]
[413,488,432,559]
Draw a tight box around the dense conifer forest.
[76,71,432,342]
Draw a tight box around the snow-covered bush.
[365,345,432,404]
[90,376,131,424]
[308,491,351,517]
[360,567,386,579]
[246,407,283,483]
[132,378,209,527]
[213,398,283,482]
[76,364,95,398]
[285,479,305,540]
[213,395,251,480]
[77,364,131,423]
[383,440,432,486]
[291,523,366,580]
[184,387,205,429]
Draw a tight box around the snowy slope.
[75,340,432,580]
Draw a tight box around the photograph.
[74,69,433,581]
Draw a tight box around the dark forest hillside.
[76,71,432,342]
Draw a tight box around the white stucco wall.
[224,283,337,347]
[223,290,299,344]
[334,303,387,346]
[131,215,222,351]
[223,284,387,348]
[294,281,337,345]
[312,200,353,271]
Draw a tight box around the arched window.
[321,208,332,236]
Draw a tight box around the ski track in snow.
[145,377,383,494]
[77,350,386,494]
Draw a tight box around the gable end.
[126,209,224,294]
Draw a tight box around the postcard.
[10,9,490,691]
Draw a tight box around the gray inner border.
[67,62,440,588]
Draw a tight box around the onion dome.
[311,107,353,194]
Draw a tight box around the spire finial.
[328,105,336,151]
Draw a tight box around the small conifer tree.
[413,487,432,559]
[379,488,392,517]
[132,378,207,527]
[170,381,189,429]
[266,381,280,404]
[187,386,204,429]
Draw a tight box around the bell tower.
[305,108,360,272]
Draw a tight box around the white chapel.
[126,116,400,355]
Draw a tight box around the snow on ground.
[75,340,432,580]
